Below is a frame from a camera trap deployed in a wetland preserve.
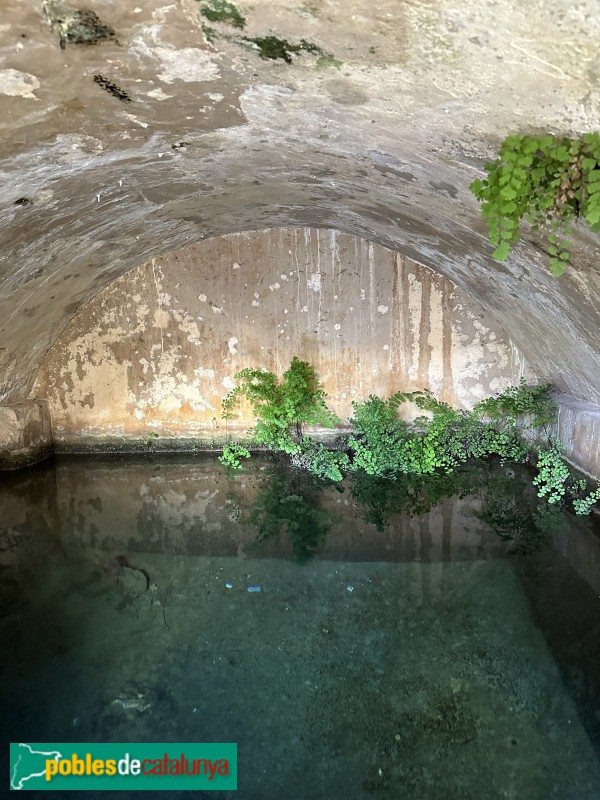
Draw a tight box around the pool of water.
[1,455,600,799]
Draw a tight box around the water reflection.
[349,462,566,553]
[239,467,338,561]
[0,453,593,570]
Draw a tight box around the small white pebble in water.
[72,717,80,728]
[347,585,354,592]
[193,707,197,713]
[225,582,233,589]
[378,768,383,777]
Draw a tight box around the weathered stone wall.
[33,229,532,443]
[553,395,600,480]
[0,400,52,469]
[1,0,599,416]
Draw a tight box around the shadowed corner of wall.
[0,400,54,470]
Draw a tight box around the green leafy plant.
[220,360,599,517]
[473,378,556,429]
[348,393,417,476]
[573,487,600,516]
[534,443,600,514]
[422,411,528,471]
[346,382,600,519]
[470,133,600,275]
[222,357,339,454]
[348,388,529,478]
[533,444,572,504]
[219,442,251,470]
[291,440,351,482]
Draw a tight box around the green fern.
[473,378,556,429]
[220,363,599,517]
[470,132,600,275]
[219,442,251,470]
[222,357,339,453]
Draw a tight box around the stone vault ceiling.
[0,0,599,405]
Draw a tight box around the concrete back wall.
[34,228,531,442]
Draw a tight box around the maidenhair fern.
[219,442,251,470]
[470,133,600,275]
[219,359,599,515]
[222,356,340,455]
[473,378,556,429]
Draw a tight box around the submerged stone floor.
[2,552,599,799]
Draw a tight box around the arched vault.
[0,0,598,473]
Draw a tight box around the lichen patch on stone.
[198,0,246,30]
[241,35,331,64]
[43,1,116,49]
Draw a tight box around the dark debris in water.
[93,75,131,103]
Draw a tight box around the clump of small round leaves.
[470,133,600,275]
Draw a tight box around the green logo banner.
[10,742,237,791]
